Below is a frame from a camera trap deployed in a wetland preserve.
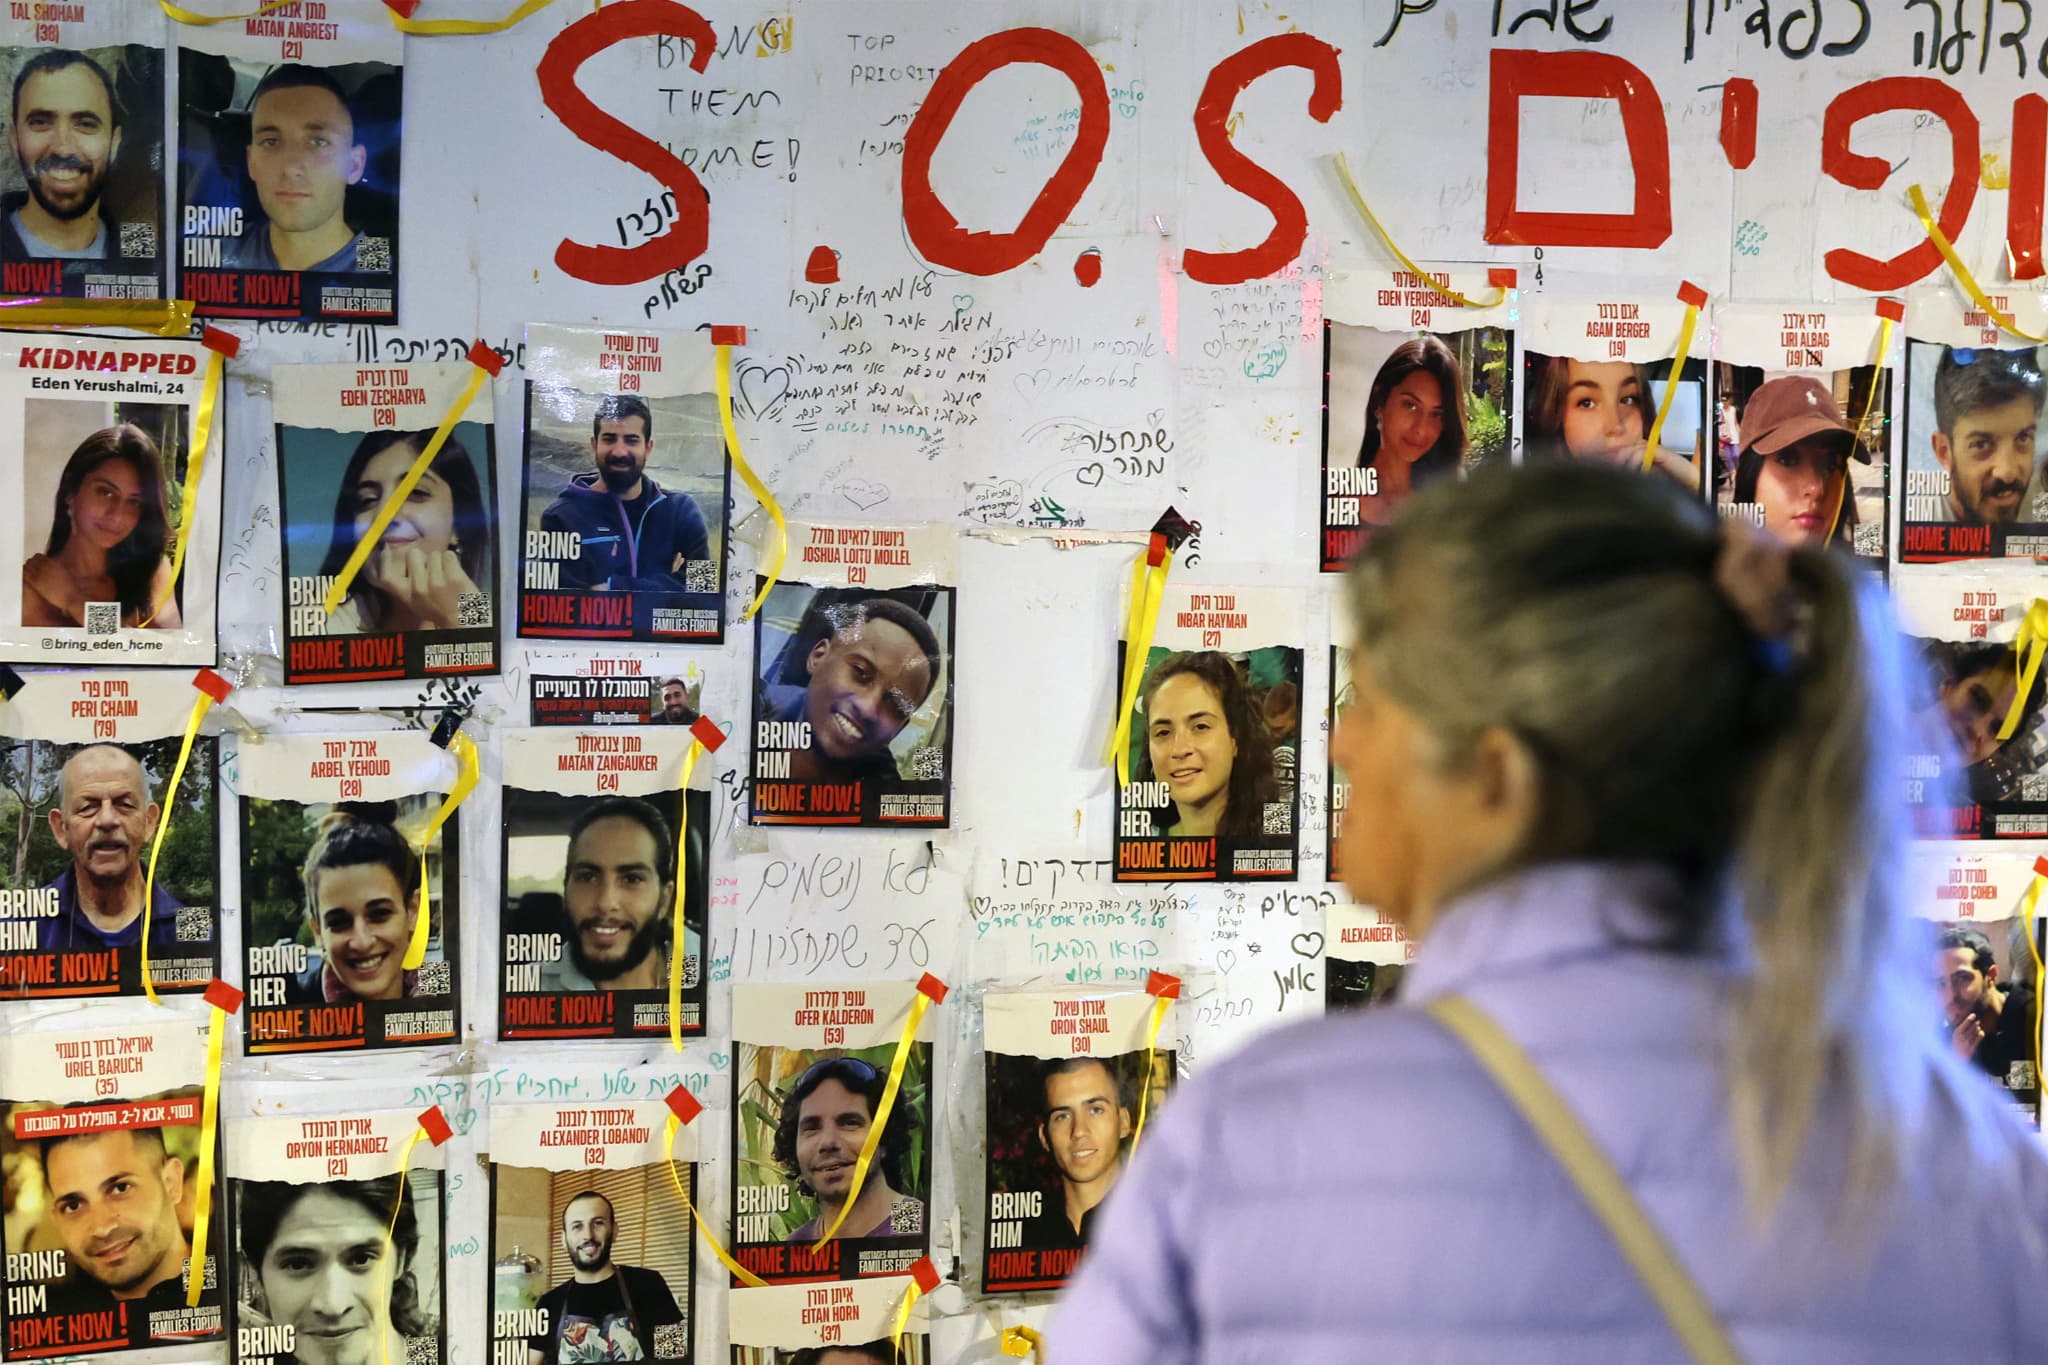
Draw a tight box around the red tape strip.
[690,717,727,751]
[1145,532,1168,567]
[418,1106,453,1146]
[201,326,241,358]
[916,973,949,1004]
[1487,266,1517,287]
[710,324,747,345]
[466,341,505,376]
[1676,279,1709,308]
[194,669,232,703]
[665,1085,704,1124]
[1876,297,1906,322]
[382,0,422,17]
[2034,855,2048,879]
[203,979,244,1014]
[910,1257,942,1294]
[1146,970,1183,999]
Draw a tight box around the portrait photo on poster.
[0,1022,222,1359]
[499,782,707,1042]
[748,581,954,829]
[1712,362,1889,563]
[1926,910,2042,1123]
[1521,351,1709,496]
[1319,322,1512,570]
[175,36,398,322]
[1900,340,2048,561]
[520,325,729,645]
[0,37,165,301]
[529,669,704,728]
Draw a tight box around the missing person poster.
[1,1018,221,1358]
[981,989,1176,1294]
[1318,266,1515,571]
[0,330,223,665]
[226,1109,445,1365]
[748,522,954,829]
[1895,567,2048,839]
[1114,583,1304,883]
[274,361,499,685]
[1325,902,1412,1010]
[1520,295,1709,496]
[488,1101,694,1365]
[730,981,933,1285]
[1714,305,1892,563]
[727,1280,927,1364]
[237,731,461,1054]
[499,729,707,1041]
[1,5,165,300]
[1899,293,2048,561]
[1912,849,2042,1123]
[527,650,706,728]
[0,670,217,998]
[175,8,399,321]
[520,324,729,644]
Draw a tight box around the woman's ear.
[1469,725,1543,856]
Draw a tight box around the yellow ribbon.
[2018,860,2047,1117]
[1641,298,1704,471]
[1127,993,1172,1156]
[887,1267,937,1355]
[1332,152,1508,310]
[158,0,300,21]
[406,732,478,971]
[0,298,194,335]
[387,0,563,35]
[142,685,221,1004]
[813,985,938,1248]
[1997,599,2048,741]
[324,359,492,614]
[381,1125,429,1365]
[1000,1326,1046,1360]
[141,348,222,627]
[1830,314,1896,548]
[662,1111,768,1286]
[184,991,232,1307]
[1106,542,1173,787]
[716,342,786,622]
[1910,184,2048,344]
[669,737,705,1050]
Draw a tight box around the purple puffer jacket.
[1050,862,2048,1363]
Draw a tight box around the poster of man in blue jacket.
[519,324,729,643]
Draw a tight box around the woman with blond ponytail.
[1051,462,2048,1363]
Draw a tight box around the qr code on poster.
[2023,772,2048,803]
[187,1252,217,1290]
[402,1336,437,1365]
[358,236,392,272]
[176,907,211,943]
[683,559,718,592]
[1851,522,1883,557]
[416,961,452,995]
[652,1325,688,1359]
[906,746,943,781]
[120,222,155,258]
[85,602,119,636]
[457,591,490,627]
[1262,802,1292,836]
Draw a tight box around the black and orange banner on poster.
[1324,902,1412,1011]
[981,990,1175,1294]
[488,1101,696,1365]
[174,9,399,322]
[499,729,707,1042]
[0,670,217,999]
[519,324,730,644]
[1900,293,2048,562]
[274,361,500,685]
[1,1019,222,1359]
[748,521,955,829]
[1318,266,1514,572]
[1896,568,2048,840]
[1112,583,1303,883]
[730,982,933,1286]
[226,1109,446,1365]
[727,1279,928,1364]
[1,4,166,301]
[1519,294,1708,497]
[526,649,707,728]
[237,731,461,1054]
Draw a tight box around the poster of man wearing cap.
[1712,364,1890,562]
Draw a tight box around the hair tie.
[1713,519,1806,674]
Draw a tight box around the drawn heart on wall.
[839,480,890,510]
[738,361,793,420]
[1075,463,1105,487]
[951,293,976,313]
[1216,948,1237,975]
[1013,368,1050,399]
[1289,931,1325,960]
[709,1051,730,1070]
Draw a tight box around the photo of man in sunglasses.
[770,1055,925,1244]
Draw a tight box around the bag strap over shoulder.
[1425,994,1745,1365]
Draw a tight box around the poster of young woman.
[0,1018,221,1359]
[1910,848,2042,1123]
[1113,583,1304,883]
[1318,266,1514,571]
[0,669,218,998]
[748,522,954,829]
[1898,292,2048,562]
[175,10,399,322]
[488,1100,695,1365]
[1714,304,1893,564]
[0,331,222,665]
[1520,294,1709,497]
[519,324,728,644]
[498,729,708,1042]
[1324,902,1412,1011]
[729,981,934,1286]
[237,730,461,1054]
[1893,566,2048,840]
[525,649,707,728]
[727,1280,927,1364]
[273,361,499,686]
[1,4,167,301]
[981,989,1176,1294]
[225,1109,445,1365]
